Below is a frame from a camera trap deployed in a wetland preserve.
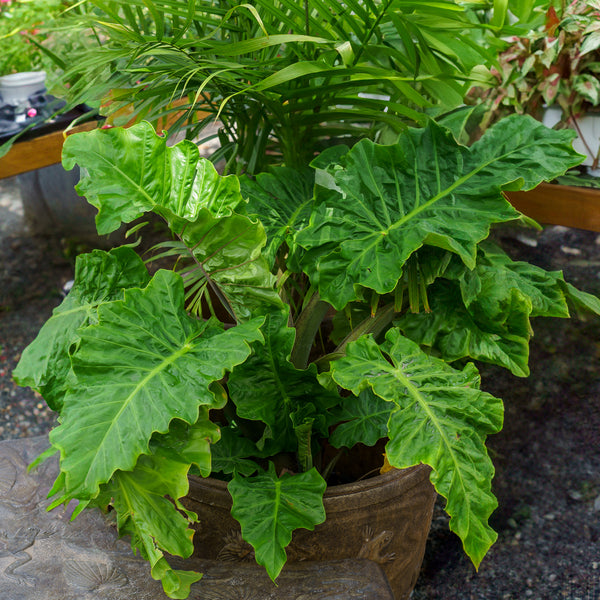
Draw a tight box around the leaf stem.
[290,293,331,369]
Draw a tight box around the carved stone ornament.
[0,436,396,600]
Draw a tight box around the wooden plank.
[0,121,97,179]
[0,102,213,180]
[505,183,600,233]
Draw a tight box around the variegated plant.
[14,114,600,598]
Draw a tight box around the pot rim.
[188,463,433,512]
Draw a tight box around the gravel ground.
[1,175,599,599]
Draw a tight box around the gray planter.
[17,164,124,247]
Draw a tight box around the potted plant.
[470,0,600,174]
[41,0,537,175]
[12,112,600,599]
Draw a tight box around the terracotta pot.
[185,464,436,600]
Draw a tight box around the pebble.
[561,245,583,255]
[594,495,600,512]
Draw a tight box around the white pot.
[0,71,46,106]
[543,106,600,176]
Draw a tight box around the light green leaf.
[151,409,221,478]
[296,115,583,309]
[559,280,600,317]
[91,449,202,599]
[62,122,244,235]
[161,208,282,322]
[50,269,264,499]
[330,329,503,568]
[13,247,150,410]
[458,242,571,319]
[228,309,338,452]
[228,463,326,581]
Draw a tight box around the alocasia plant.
[13,114,600,598]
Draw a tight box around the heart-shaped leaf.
[228,463,326,580]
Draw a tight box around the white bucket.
[0,71,47,106]
[543,106,600,176]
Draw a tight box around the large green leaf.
[50,269,263,499]
[397,280,533,376]
[330,329,503,568]
[62,121,244,235]
[295,115,583,309]
[157,208,282,322]
[228,309,338,453]
[91,447,204,599]
[240,167,314,268]
[458,242,571,319]
[228,463,327,580]
[396,242,600,374]
[13,247,150,410]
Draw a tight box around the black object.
[0,94,99,145]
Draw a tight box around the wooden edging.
[505,182,600,233]
[0,121,97,179]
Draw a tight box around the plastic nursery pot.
[185,464,436,600]
[0,71,47,106]
[543,107,600,176]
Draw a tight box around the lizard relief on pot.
[357,526,396,564]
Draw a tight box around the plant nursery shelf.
[0,121,97,179]
[505,183,600,233]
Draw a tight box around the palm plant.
[44,0,538,174]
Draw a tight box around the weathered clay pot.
[185,464,436,600]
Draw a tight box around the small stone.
[516,234,539,248]
[560,245,582,255]
[594,495,600,512]
[592,562,598,570]
[568,490,583,501]
[549,573,557,582]
[543,513,556,520]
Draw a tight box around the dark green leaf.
[228,309,338,453]
[241,167,314,268]
[329,389,390,449]
[211,426,261,476]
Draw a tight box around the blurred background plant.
[37,0,548,174]
[468,0,600,126]
[466,0,600,182]
[0,0,76,76]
